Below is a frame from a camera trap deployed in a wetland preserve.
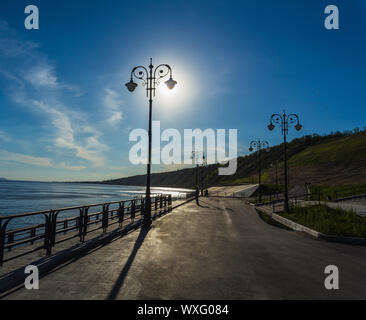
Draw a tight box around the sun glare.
[160,82,177,97]
[153,63,197,114]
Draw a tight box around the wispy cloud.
[25,65,58,88]
[56,162,86,170]
[0,20,40,59]
[103,88,123,125]
[0,19,108,168]
[32,100,107,167]
[24,64,82,95]
[0,149,85,170]
[0,130,10,142]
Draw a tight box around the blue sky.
[0,0,365,181]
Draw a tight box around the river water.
[0,180,192,229]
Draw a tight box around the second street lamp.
[191,151,205,190]
[271,160,279,198]
[268,110,302,212]
[200,153,207,196]
[249,139,269,203]
[126,58,177,227]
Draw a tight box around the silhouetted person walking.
[195,186,199,205]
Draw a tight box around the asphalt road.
[2,198,366,299]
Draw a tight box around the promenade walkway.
[208,184,259,197]
[1,198,366,299]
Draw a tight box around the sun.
[148,60,198,116]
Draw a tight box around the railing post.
[131,200,136,220]
[102,204,109,233]
[0,219,5,267]
[155,196,158,210]
[117,202,125,227]
[44,214,50,255]
[78,210,82,242]
[78,207,89,243]
[31,227,36,244]
[7,232,14,252]
[76,216,80,230]
[141,198,145,218]
[0,218,14,266]
[160,195,163,209]
[50,211,59,249]
[44,211,58,256]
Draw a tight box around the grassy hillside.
[101,128,366,188]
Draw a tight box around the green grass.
[309,184,366,200]
[103,130,366,188]
[281,204,366,238]
[289,132,366,166]
[261,184,284,194]
[225,177,253,185]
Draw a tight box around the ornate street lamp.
[191,151,205,190]
[249,139,269,203]
[268,110,302,212]
[271,160,279,198]
[126,58,177,227]
[200,154,207,196]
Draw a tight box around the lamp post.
[249,139,269,203]
[271,160,279,198]
[191,151,205,190]
[268,110,302,212]
[126,58,177,227]
[200,154,207,196]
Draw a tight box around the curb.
[255,205,366,246]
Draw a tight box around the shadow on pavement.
[196,203,210,208]
[107,226,150,300]
[199,199,232,211]
[0,220,142,298]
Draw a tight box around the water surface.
[0,180,192,229]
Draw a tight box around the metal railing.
[0,193,183,267]
[257,192,328,213]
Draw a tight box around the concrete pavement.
[328,200,366,217]
[208,184,259,197]
[1,198,366,299]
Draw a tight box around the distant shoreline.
[0,179,193,190]
[0,179,119,185]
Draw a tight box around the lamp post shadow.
[107,226,151,300]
